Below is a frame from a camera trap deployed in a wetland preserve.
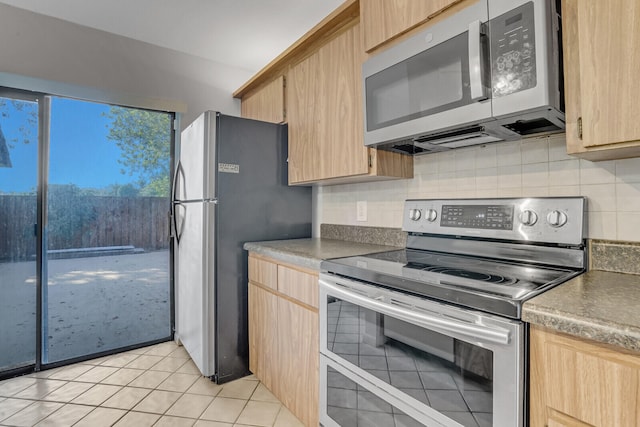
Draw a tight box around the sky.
[0,96,146,193]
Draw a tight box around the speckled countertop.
[243,238,400,270]
[522,270,640,352]
[246,232,640,353]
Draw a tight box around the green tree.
[103,106,171,197]
[0,98,38,169]
[0,98,38,147]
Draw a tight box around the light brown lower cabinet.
[276,295,318,426]
[248,254,319,427]
[529,325,640,427]
[248,283,279,393]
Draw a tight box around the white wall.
[0,3,251,128]
[318,133,640,242]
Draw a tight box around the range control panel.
[441,204,514,230]
[403,197,586,245]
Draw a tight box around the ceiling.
[0,0,345,74]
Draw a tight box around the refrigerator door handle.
[172,160,185,204]
[173,202,186,245]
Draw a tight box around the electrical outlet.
[356,201,367,222]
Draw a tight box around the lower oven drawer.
[320,354,453,427]
[320,274,524,427]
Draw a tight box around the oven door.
[362,0,491,147]
[319,273,524,427]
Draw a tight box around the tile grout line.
[1,342,297,427]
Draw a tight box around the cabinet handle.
[578,116,583,140]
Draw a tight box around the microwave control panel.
[490,1,536,97]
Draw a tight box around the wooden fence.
[0,195,170,261]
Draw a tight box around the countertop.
[522,270,640,352]
[246,237,640,353]
[243,238,400,270]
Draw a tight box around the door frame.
[0,87,46,379]
[0,86,177,380]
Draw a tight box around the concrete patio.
[0,251,171,371]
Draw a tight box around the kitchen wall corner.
[0,3,251,129]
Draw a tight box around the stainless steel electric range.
[319,197,586,427]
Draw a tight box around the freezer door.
[214,114,311,383]
[178,111,216,201]
[176,200,216,377]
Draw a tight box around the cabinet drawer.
[277,265,318,308]
[248,256,278,290]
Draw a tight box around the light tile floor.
[0,341,304,427]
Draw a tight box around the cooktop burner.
[405,261,517,285]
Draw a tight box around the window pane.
[0,95,39,372]
[45,97,172,363]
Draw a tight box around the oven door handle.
[320,280,511,345]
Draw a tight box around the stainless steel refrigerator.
[171,111,311,383]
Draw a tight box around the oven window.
[327,297,493,427]
[326,365,425,427]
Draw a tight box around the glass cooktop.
[321,249,581,319]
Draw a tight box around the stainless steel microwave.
[363,0,564,154]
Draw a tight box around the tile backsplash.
[317,133,640,242]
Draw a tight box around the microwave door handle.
[469,20,488,101]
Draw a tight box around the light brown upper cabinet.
[240,76,285,124]
[563,0,640,160]
[360,0,462,52]
[288,21,412,185]
[287,23,369,183]
[234,0,413,185]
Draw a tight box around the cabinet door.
[288,23,369,184]
[241,76,285,123]
[287,50,322,183]
[530,326,640,427]
[564,0,640,158]
[277,297,319,427]
[361,0,461,52]
[248,283,279,394]
[317,22,369,181]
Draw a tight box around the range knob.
[425,208,438,222]
[547,210,568,228]
[519,209,538,226]
[409,208,422,221]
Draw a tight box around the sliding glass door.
[44,98,173,364]
[0,90,42,373]
[0,87,174,376]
